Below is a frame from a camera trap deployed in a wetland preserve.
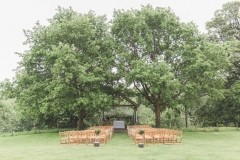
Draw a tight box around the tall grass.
[183,127,238,132]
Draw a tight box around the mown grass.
[0,130,240,160]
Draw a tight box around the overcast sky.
[0,0,233,82]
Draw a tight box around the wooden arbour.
[113,93,139,125]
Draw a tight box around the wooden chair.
[77,131,88,145]
[109,127,114,139]
[110,127,114,139]
[163,130,174,144]
[144,130,153,145]
[97,131,107,145]
[128,128,135,140]
[105,129,111,141]
[153,129,164,144]
[134,132,144,145]
[68,131,78,145]
[173,130,183,144]
[86,130,96,144]
[59,132,69,145]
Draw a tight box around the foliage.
[94,128,101,135]
[0,99,42,133]
[1,3,237,130]
[107,107,132,119]
[160,106,183,128]
[137,105,155,126]
[138,128,145,135]
[0,79,14,99]
[13,7,115,130]
[0,99,18,133]
[204,1,240,126]
[206,1,240,42]
[195,98,240,127]
[112,5,228,127]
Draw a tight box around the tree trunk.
[78,109,84,130]
[155,103,161,128]
[169,120,171,129]
[102,108,104,122]
[194,121,197,132]
[136,110,138,124]
[11,122,13,136]
[57,119,59,131]
[34,122,36,134]
[237,115,239,131]
[100,108,104,126]
[134,109,137,125]
[185,106,188,128]
[216,122,218,132]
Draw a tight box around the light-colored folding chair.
[68,131,78,145]
[153,129,164,144]
[144,130,153,145]
[77,131,88,145]
[163,130,174,144]
[134,132,144,145]
[173,130,183,144]
[59,132,69,145]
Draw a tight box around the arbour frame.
[100,93,139,125]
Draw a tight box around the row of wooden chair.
[88,126,114,136]
[59,126,113,145]
[128,126,183,145]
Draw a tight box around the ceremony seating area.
[127,125,183,145]
[59,125,182,146]
[59,126,113,145]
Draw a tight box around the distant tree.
[206,1,240,42]
[0,99,18,134]
[206,1,240,90]
[0,79,14,99]
[206,1,240,126]
[112,5,228,127]
[206,1,240,92]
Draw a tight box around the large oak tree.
[14,7,114,130]
[112,5,228,127]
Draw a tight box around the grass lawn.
[0,130,240,160]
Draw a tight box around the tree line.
[0,1,239,131]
